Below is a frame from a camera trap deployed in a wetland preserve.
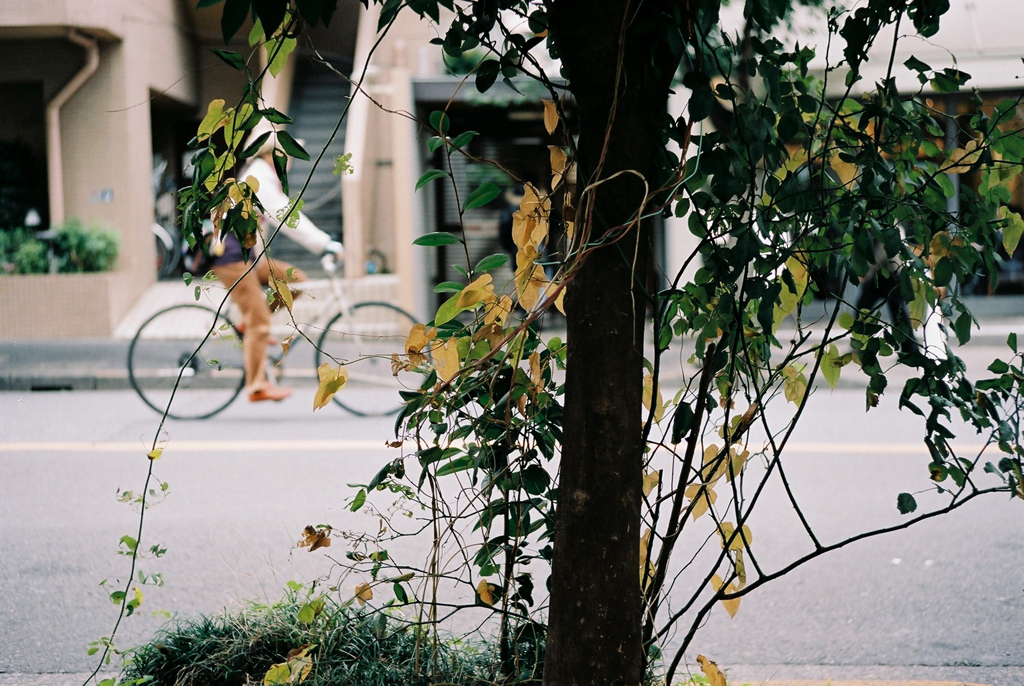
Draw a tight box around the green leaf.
[954,311,972,345]
[267,36,297,77]
[474,253,509,272]
[464,182,501,211]
[435,455,475,476]
[196,0,225,7]
[211,49,246,70]
[220,0,250,44]
[434,281,464,293]
[350,489,366,512]
[476,60,500,92]
[897,492,917,514]
[413,232,460,247]
[261,107,293,124]
[671,402,694,444]
[1002,209,1024,255]
[821,343,842,390]
[297,601,317,624]
[415,169,449,190]
[239,131,272,159]
[903,55,930,73]
[450,130,478,149]
[434,292,462,326]
[393,582,409,603]
[277,131,309,161]
[253,0,287,37]
[248,17,265,45]
[1008,332,1018,353]
[427,136,446,153]
[429,110,450,134]
[272,149,289,195]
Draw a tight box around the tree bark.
[543,2,676,684]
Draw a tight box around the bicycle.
[127,253,419,420]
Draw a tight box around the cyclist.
[207,131,343,403]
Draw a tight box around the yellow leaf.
[542,99,559,134]
[263,662,291,686]
[696,655,727,686]
[554,286,566,315]
[529,350,545,388]
[354,582,373,605]
[517,264,548,311]
[820,343,842,390]
[945,138,982,174]
[701,444,726,484]
[684,483,717,520]
[147,448,163,460]
[455,273,496,311]
[474,321,506,350]
[642,470,660,497]
[477,579,495,605]
[268,273,294,313]
[642,374,666,423]
[726,446,749,481]
[484,295,513,327]
[639,527,652,585]
[782,365,808,404]
[432,337,461,383]
[405,323,437,355]
[930,230,951,260]
[709,574,741,618]
[735,549,747,589]
[313,363,348,411]
[280,334,295,359]
[512,184,550,251]
[549,145,567,188]
[718,522,753,551]
[198,99,227,141]
[999,206,1024,256]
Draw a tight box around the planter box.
[0,272,132,339]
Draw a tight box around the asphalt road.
[0,386,1021,685]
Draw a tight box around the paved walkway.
[1,286,1021,392]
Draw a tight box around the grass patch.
[118,590,540,686]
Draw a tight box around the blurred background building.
[0,0,1021,339]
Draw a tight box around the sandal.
[248,386,293,402]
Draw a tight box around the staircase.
[269,56,352,276]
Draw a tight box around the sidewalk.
[0,288,1021,392]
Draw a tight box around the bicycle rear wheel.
[128,304,245,420]
[315,302,418,416]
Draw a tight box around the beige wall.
[0,0,215,338]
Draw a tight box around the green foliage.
[51,220,120,273]
[0,228,47,274]
[118,591,520,686]
[0,221,119,274]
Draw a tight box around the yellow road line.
[0,439,394,453]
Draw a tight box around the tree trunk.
[543,2,675,684]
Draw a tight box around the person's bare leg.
[212,262,290,400]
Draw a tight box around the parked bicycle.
[127,253,418,420]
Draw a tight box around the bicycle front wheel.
[315,302,418,416]
[128,304,246,420]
